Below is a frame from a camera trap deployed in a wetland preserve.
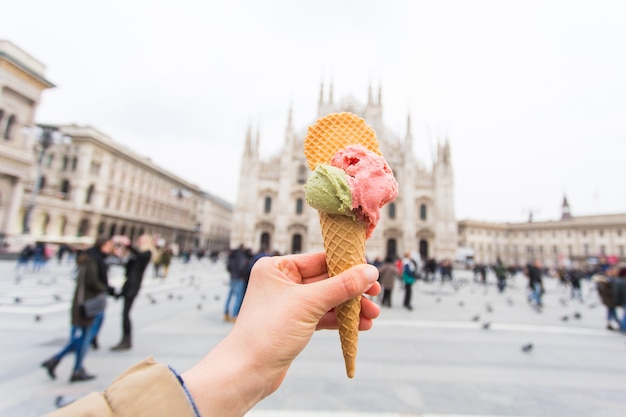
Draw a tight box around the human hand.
[182,252,380,417]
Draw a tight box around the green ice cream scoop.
[305,163,354,216]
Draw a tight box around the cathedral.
[231,84,457,262]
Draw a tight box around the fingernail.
[363,265,379,283]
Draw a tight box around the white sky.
[2,0,625,222]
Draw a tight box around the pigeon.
[573,312,582,319]
[213,295,220,301]
[53,294,62,301]
[506,297,514,306]
[436,297,442,303]
[561,315,569,321]
[201,294,207,300]
[177,295,183,301]
[486,303,493,313]
[471,315,480,322]
[559,298,568,307]
[150,298,157,304]
[168,293,174,300]
[14,297,21,304]
[521,343,533,352]
[34,315,41,322]
[197,304,202,311]
[482,322,491,330]
[55,396,76,408]
[458,301,464,307]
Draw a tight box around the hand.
[182,252,381,417]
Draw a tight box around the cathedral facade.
[231,85,457,261]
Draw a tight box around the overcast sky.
[3,0,625,223]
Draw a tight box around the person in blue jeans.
[40,237,114,382]
[224,245,251,322]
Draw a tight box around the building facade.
[231,84,458,261]
[457,198,626,268]
[0,40,232,254]
[0,40,55,249]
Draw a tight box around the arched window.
[420,204,427,220]
[297,165,307,185]
[78,218,90,237]
[37,176,47,191]
[109,224,117,237]
[98,221,106,235]
[291,234,302,254]
[85,184,95,204]
[62,156,69,171]
[388,202,396,219]
[264,196,272,213]
[60,179,71,199]
[4,114,16,140]
[71,157,78,171]
[260,232,271,250]
[295,198,304,215]
[59,216,67,235]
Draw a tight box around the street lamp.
[22,125,72,234]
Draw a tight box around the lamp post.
[22,125,71,234]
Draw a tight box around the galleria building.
[2,39,625,268]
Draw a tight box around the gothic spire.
[319,82,324,104]
[368,83,373,105]
[244,123,253,155]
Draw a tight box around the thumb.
[309,264,379,311]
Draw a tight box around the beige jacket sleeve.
[43,357,197,417]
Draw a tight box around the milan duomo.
[231,84,457,262]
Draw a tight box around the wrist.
[182,334,273,417]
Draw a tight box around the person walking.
[402,252,417,310]
[526,259,544,308]
[110,234,154,351]
[494,257,507,293]
[160,246,173,278]
[379,256,398,307]
[40,236,114,382]
[224,245,250,322]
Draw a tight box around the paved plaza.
[0,257,625,417]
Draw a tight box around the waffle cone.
[319,212,367,378]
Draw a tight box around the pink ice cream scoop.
[329,144,399,238]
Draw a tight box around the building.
[231,84,457,261]
[0,40,55,249]
[0,40,232,254]
[457,197,626,268]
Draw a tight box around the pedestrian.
[40,236,114,382]
[593,266,623,331]
[526,259,544,308]
[41,252,381,416]
[494,257,507,293]
[110,234,154,351]
[224,244,250,322]
[379,256,398,307]
[15,243,34,282]
[32,241,47,272]
[160,246,173,278]
[152,245,163,278]
[402,252,417,310]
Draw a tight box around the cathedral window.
[295,198,304,215]
[297,165,307,185]
[264,196,272,213]
[62,156,69,171]
[419,204,427,220]
[388,202,396,219]
[71,156,78,171]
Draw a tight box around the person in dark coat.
[379,256,398,307]
[110,234,154,351]
[41,236,114,382]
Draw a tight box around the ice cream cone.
[304,112,389,378]
[319,212,366,378]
